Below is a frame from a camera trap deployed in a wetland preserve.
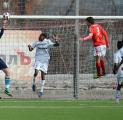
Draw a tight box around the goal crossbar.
[0,15,123,19]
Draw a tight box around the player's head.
[39,33,47,41]
[85,17,95,25]
[117,41,123,49]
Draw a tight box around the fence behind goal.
[0,16,123,99]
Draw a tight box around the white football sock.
[32,77,35,85]
[115,90,120,101]
[40,80,45,93]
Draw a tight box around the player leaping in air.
[28,32,59,97]
[80,17,109,78]
[0,13,12,97]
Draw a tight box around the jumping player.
[113,41,123,103]
[80,17,109,78]
[28,33,59,97]
[0,15,12,97]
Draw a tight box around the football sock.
[33,77,35,85]
[40,80,45,93]
[96,61,101,77]
[100,59,106,75]
[5,76,11,91]
[115,90,120,101]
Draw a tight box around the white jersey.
[32,39,54,61]
[114,47,123,78]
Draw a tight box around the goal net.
[0,16,123,99]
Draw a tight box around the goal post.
[74,0,80,99]
[0,15,123,99]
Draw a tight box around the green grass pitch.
[0,99,123,120]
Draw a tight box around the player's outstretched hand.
[28,44,31,48]
[80,37,84,41]
[28,44,33,51]
[52,34,59,41]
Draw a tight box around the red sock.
[100,59,105,75]
[96,61,101,77]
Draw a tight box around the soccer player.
[28,33,59,97]
[0,16,12,97]
[113,41,123,103]
[80,17,109,78]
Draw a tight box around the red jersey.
[89,24,109,47]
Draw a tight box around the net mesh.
[0,18,123,99]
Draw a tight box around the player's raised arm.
[0,19,8,38]
[0,13,10,38]
[0,27,4,38]
[28,44,34,51]
[0,19,9,38]
[52,34,59,47]
[80,33,93,41]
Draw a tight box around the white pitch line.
[0,100,76,103]
[0,100,115,103]
[0,106,123,109]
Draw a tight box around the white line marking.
[0,106,123,109]
[0,100,115,103]
[0,100,75,103]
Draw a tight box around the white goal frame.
[0,15,123,19]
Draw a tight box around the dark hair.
[86,17,95,24]
[41,33,47,38]
[117,41,123,49]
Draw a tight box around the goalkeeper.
[80,17,109,78]
[28,32,59,97]
[0,15,12,97]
